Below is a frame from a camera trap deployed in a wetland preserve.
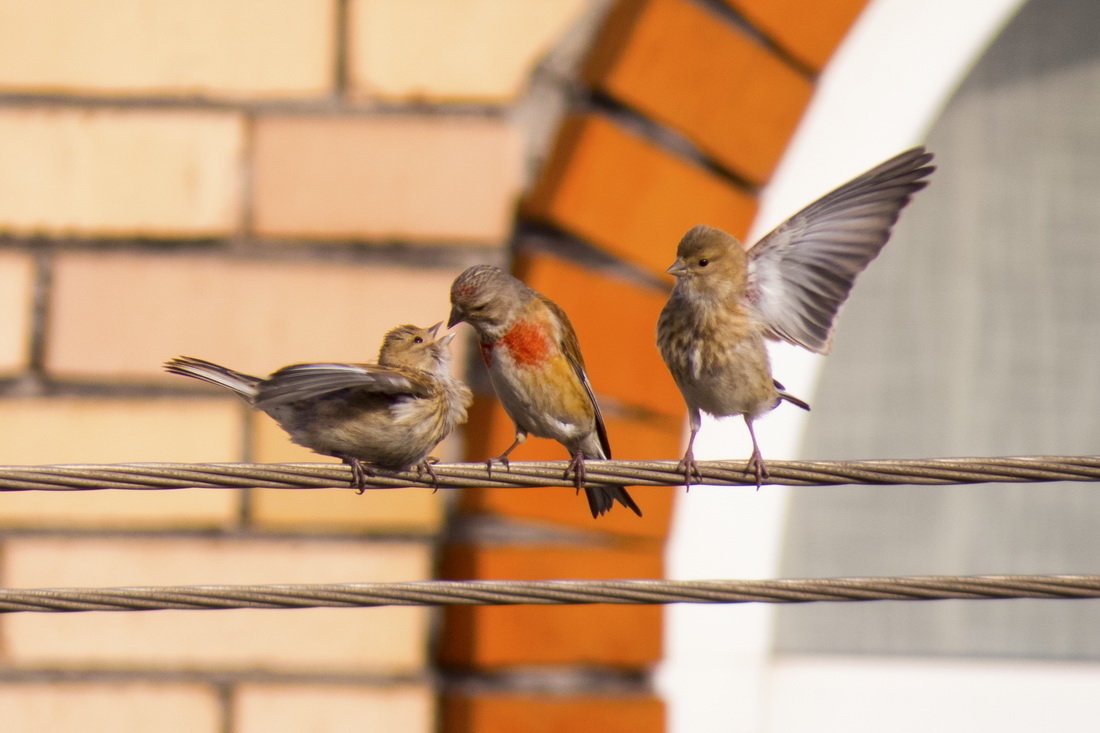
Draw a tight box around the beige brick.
[235,684,433,733]
[249,414,446,532]
[0,682,220,733]
[47,252,464,379]
[0,397,240,527]
[0,0,334,98]
[0,251,34,374]
[0,108,243,237]
[3,538,433,672]
[252,115,521,243]
[349,0,587,101]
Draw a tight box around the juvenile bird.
[448,265,642,518]
[657,147,935,487]
[164,324,472,491]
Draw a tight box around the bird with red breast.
[658,147,935,487]
[448,265,642,518]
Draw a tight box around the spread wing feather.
[745,147,935,353]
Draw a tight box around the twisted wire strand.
[1,456,1100,491]
[2,575,1100,613]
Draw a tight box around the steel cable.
[1,456,1099,491]
[2,575,1100,613]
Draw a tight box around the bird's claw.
[566,452,586,491]
[746,450,768,490]
[344,457,375,494]
[485,454,511,478]
[677,451,703,488]
[416,457,441,492]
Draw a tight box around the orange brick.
[583,0,812,184]
[723,0,869,71]
[444,695,664,733]
[252,115,521,243]
[461,398,676,536]
[514,250,681,418]
[236,684,433,733]
[0,0,335,98]
[0,251,34,374]
[248,415,446,533]
[0,397,241,528]
[348,0,587,102]
[0,682,220,733]
[522,114,756,280]
[3,537,433,673]
[47,253,464,379]
[0,108,243,237]
[441,545,663,668]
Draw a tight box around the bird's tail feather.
[164,356,261,402]
[585,484,643,518]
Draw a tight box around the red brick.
[522,114,756,280]
[583,0,812,184]
[444,695,665,733]
[723,0,869,71]
[441,545,663,668]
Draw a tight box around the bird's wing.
[541,295,612,460]
[255,363,432,408]
[745,147,934,354]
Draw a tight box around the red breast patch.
[501,319,551,367]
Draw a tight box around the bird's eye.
[698,258,709,267]
[413,336,424,344]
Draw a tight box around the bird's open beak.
[437,332,456,347]
[427,322,442,338]
[447,306,464,328]
[666,259,688,276]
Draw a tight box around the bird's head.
[667,225,747,289]
[448,265,527,339]
[379,323,455,373]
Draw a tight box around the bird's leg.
[676,408,704,488]
[743,415,768,489]
[487,430,526,477]
[565,450,586,491]
[416,457,440,492]
[342,456,375,494]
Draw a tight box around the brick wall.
[0,1,585,731]
[0,0,870,730]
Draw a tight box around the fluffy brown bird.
[449,265,642,518]
[657,147,935,487]
[164,324,472,491]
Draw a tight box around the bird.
[448,265,642,518]
[657,146,935,487]
[164,323,472,491]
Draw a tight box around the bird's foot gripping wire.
[676,449,704,489]
[566,451,587,491]
[343,456,375,494]
[416,457,440,491]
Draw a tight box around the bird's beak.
[447,306,464,328]
[427,322,442,338]
[437,332,456,347]
[666,259,688,277]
